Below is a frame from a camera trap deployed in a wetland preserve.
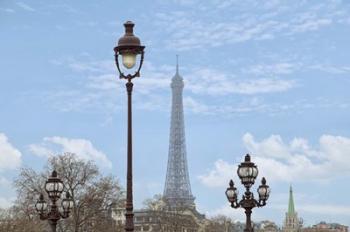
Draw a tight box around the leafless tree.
[0,207,46,232]
[143,194,165,211]
[12,152,124,232]
[142,195,199,232]
[204,214,235,232]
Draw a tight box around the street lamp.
[225,154,270,232]
[35,170,73,232]
[114,21,145,232]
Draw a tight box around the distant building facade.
[302,222,348,232]
[256,220,280,232]
[111,207,201,232]
[282,186,302,232]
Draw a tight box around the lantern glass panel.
[122,53,137,69]
[258,186,267,196]
[252,167,258,178]
[42,201,48,211]
[248,167,253,176]
[68,199,74,209]
[58,182,64,192]
[62,199,69,211]
[35,201,47,212]
[226,188,237,203]
[238,166,248,178]
[45,182,54,192]
[35,202,42,212]
[226,189,236,199]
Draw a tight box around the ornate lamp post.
[114,21,145,232]
[225,154,270,232]
[35,170,73,232]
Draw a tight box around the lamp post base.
[125,211,134,231]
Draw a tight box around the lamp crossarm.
[60,211,70,219]
[255,199,266,207]
[230,199,240,208]
[38,205,71,222]
[39,212,49,220]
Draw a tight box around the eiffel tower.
[163,56,195,210]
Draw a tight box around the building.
[282,186,302,232]
[111,207,200,232]
[255,220,280,232]
[302,222,348,232]
[110,57,205,232]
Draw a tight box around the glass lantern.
[225,180,238,203]
[257,177,270,201]
[237,154,259,188]
[114,21,145,79]
[35,193,48,214]
[45,170,64,199]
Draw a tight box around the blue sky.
[1,0,350,227]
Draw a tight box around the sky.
[1,0,350,227]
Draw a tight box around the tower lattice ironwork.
[163,56,195,210]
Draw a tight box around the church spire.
[288,185,295,215]
[283,185,300,232]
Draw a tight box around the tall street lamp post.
[114,21,145,232]
[225,154,270,232]
[35,170,73,232]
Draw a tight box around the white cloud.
[0,133,22,172]
[310,64,350,74]
[79,60,296,96]
[44,54,350,118]
[298,204,350,216]
[183,97,210,114]
[186,68,296,95]
[0,8,15,13]
[0,177,11,187]
[16,2,35,12]
[183,96,271,115]
[45,56,298,119]
[199,159,235,187]
[206,203,266,223]
[199,133,350,187]
[206,204,247,222]
[30,137,112,168]
[68,59,115,73]
[244,63,299,76]
[271,202,350,216]
[156,15,287,50]
[153,1,342,51]
[41,56,350,120]
[48,56,350,117]
[28,144,53,158]
[291,18,332,33]
[0,134,20,209]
